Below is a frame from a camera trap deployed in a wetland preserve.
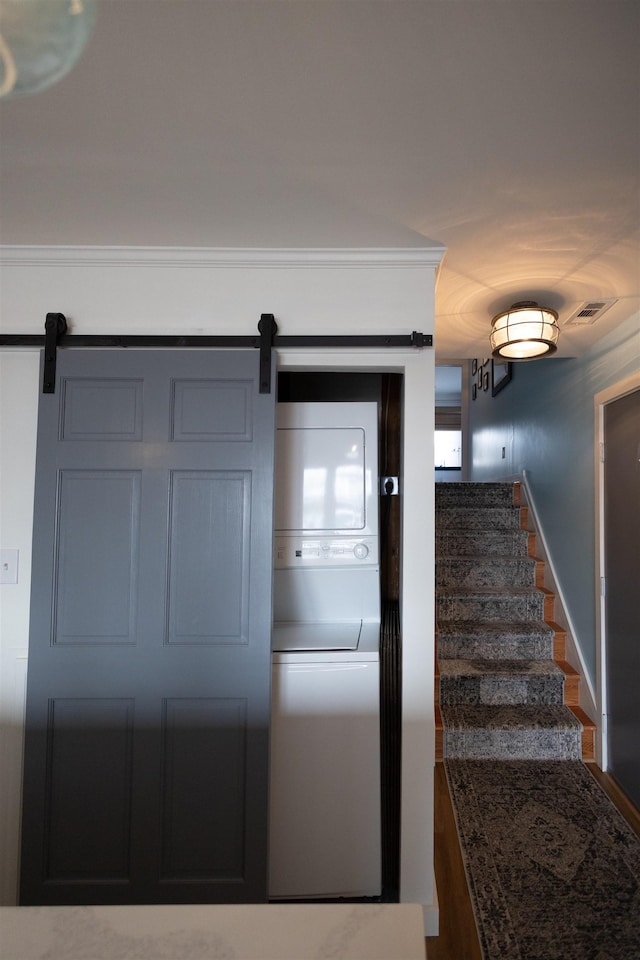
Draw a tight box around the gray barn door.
[20,349,276,905]
[604,387,640,809]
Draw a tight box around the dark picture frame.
[491,359,512,396]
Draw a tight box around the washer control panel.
[275,536,378,567]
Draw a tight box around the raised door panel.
[160,697,247,882]
[167,472,249,645]
[44,698,134,885]
[54,471,140,645]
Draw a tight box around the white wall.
[0,352,39,906]
[0,246,442,930]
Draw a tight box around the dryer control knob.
[353,542,369,560]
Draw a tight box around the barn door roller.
[258,313,278,394]
[43,313,67,394]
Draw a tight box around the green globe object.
[0,0,97,99]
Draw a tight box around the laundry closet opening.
[272,371,402,903]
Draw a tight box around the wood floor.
[425,762,482,960]
[424,760,640,960]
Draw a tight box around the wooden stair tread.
[571,705,596,761]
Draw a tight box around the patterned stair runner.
[436,482,583,760]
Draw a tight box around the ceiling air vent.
[563,299,617,326]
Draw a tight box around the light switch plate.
[0,549,19,584]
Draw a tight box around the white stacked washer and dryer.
[269,401,382,900]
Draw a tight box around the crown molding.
[0,245,445,270]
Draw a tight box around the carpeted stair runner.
[445,758,640,959]
[436,482,583,761]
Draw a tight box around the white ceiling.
[1,0,638,360]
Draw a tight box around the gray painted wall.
[467,312,640,686]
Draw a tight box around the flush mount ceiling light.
[0,0,96,100]
[490,301,560,360]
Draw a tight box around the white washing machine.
[269,402,382,900]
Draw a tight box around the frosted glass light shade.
[0,0,97,99]
[490,301,559,360]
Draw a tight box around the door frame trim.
[594,371,640,769]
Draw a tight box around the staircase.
[435,481,594,761]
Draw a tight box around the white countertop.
[0,903,426,960]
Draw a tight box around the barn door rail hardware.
[0,314,433,394]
